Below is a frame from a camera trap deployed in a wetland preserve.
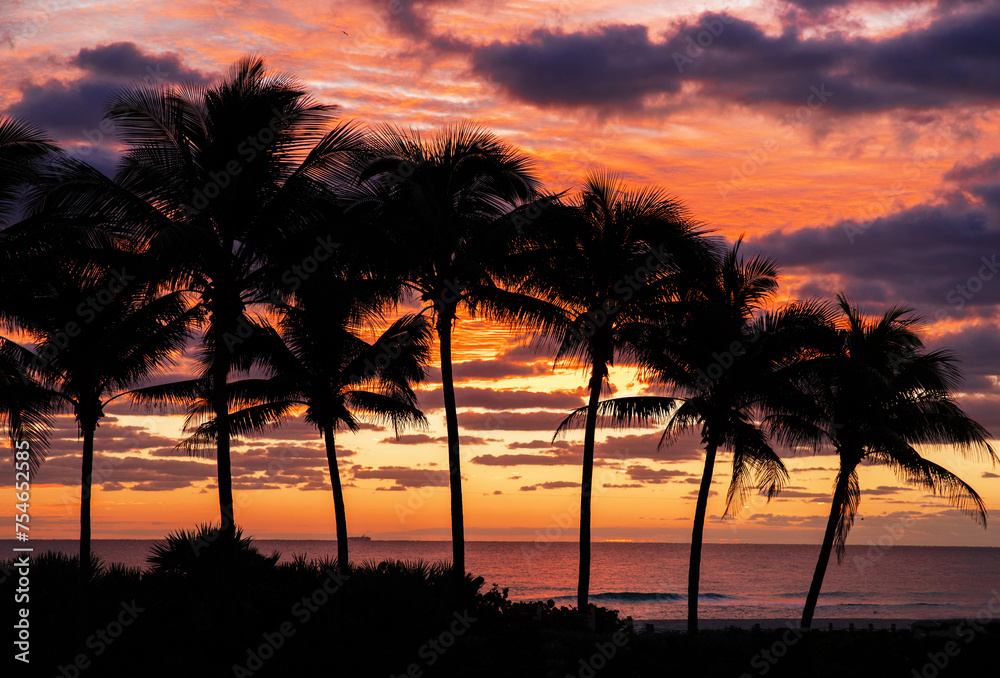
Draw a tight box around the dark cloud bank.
[5,42,210,174]
[466,3,1000,114]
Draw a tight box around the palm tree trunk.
[577,359,603,611]
[688,438,718,634]
[79,423,96,583]
[801,471,850,628]
[212,341,235,536]
[323,423,349,573]
[436,306,464,579]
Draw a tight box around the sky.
[2,0,1000,548]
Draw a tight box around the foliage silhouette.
[770,295,996,628]
[134,281,432,571]
[4,255,196,580]
[44,56,369,535]
[558,241,835,631]
[351,121,542,579]
[515,169,715,611]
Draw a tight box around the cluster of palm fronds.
[1,56,994,635]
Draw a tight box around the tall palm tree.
[778,296,996,628]
[351,122,542,577]
[6,262,197,579]
[131,279,431,572]
[510,170,714,611]
[40,57,367,534]
[555,241,832,630]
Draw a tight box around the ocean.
[5,540,998,624]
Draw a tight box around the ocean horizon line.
[7,538,998,549]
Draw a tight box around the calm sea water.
[5,540,998,622]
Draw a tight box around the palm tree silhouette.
[71,56,366,534]
[515,170,713,611]
[352,122,541,577]
[778,295,996,628]
[6,262,196,579]
[5,133,199,577]
[556,241,830,630]
[132,280,431,572]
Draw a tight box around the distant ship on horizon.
[349,535,372,542]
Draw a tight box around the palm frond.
[834,469,861,561]
[0,116,59,226]
[723,418,787,516]
[181,400,298,453]
[344,390,428,436]
[873,445,988,527]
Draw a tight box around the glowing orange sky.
[2,0,999,547]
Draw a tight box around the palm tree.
[6,262,196,579]
[42,57,367,534]
[131,279,431,572]
[555,241,831,630]
[351,122,542,577]
[779,295,996,628]
[510,170,714,611]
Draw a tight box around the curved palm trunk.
[577,360,603,611]
[211,350,235,536]
[436,306,464,579]
[688,439,718,634]
[79,423,96,583]
[801,471,851,628]
[322,423,349,573]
